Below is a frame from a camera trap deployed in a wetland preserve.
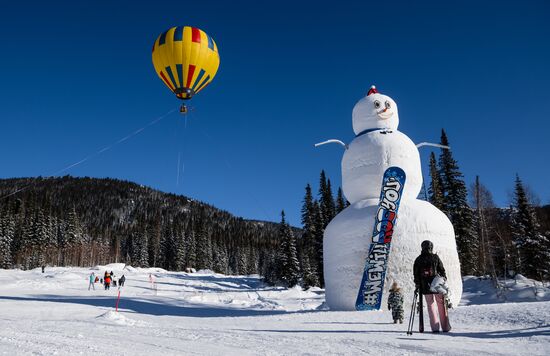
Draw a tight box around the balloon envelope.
[152,26,220,100]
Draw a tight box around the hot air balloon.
[152,26,220,114]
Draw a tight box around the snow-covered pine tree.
[246,245,257,275]
[312,200,324,287]
[32,208,49,268]
[19,202,36,268]
[260,250,277,285]
[428,151,445,209]
[236,248,247,275]
[135,229,150,268]
[64,206,84,266]
[46,214,58,265]
[185,230,197,270]
[275,211,300,287]
[174,231,186,271]
[511,175,550,280]
[438,129,478,275]
[212,242,228,274]
[195,223,212,271]
[159,224,176,270]
[147,215,162,268]
[0,214,14,268]
[300,253,319,289]
[319,171,336,227]
[300,184,320,285]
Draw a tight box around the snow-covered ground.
[0,265,549,355]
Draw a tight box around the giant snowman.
[319,86,462,310]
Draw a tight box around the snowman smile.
[377,108,393,120]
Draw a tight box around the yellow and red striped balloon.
[152,26,220,100]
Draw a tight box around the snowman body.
[323,87,462,310]
[342,130,422,203]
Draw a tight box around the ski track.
[0,267,549,355]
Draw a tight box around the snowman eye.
[374,100,381,109]
[385,101,391,109]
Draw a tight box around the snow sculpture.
[318,86,462,310]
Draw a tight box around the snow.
[0,267,549,355]
[324,198,462,310]
[461,275,550,305]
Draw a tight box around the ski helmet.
[421,240,433,252]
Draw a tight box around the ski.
[419,291,424,333]
[355,166,406,310]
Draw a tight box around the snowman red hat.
[367,85,378,96]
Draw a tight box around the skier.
[413,240,451,332]
[104,271,111,290]
[119,274,126,287]
[88,272,95,291]
[387,282,404,324]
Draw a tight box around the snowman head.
[352,86,399,135]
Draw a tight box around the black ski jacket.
[413,252,446,295]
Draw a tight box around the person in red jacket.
[413,240,451,332]
[104,271,111,290]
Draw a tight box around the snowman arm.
[416,142,450,150]
[314,139,348,149]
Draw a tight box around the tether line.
[0,107,178,200]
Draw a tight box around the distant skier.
[119,274,126,288]
[88,272,95,291]
[387,282,404,324]
[413,240,451,332]
[104,271,111,290]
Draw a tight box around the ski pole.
[409,293,418,335]
[407,291,417,335]
[419,291,424,333]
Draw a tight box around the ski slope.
[0,265,548,355]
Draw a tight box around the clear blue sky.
[1,1,549,226]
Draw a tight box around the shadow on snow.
[0,295,291,318]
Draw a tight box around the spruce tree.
[428,152,445,209]
[131,230,149,268]
[300,184,319,285]
[195,223,212,271]
[438,129,478,275]
[159,225,176,270]
[0,214,14,268]
[319,171,336,226]
[312,200,325,287]
[65,207,83,246]
[276,211,301,287]
[213,242,228,274]
[246,246,258,275]
[185,230,197,270]
[148,216,162,268]
[236,248,247,275]
[175,232,186,271]
[300,253,319,289]
[511,175,550,279]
